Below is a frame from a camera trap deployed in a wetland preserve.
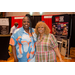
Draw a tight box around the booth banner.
[55,16,64,22]
[52,14,70,41]
[52,14,69,23]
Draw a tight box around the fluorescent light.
[30,12,33,16]
[39,12,43,15]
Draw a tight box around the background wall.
[5,12,75,17]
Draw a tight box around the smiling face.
[22,17,30,30]
[35,21,50,35]
[38,24,45,35]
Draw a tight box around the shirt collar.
[21,26,31,34]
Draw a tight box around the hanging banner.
[52,14,69,23]
[44,16,52,18]
[55,16,64,22]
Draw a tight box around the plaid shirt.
[35,33,58,62]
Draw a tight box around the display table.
[0,34,11,37]
[0,34,11,60]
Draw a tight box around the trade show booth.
[0,14,75,60]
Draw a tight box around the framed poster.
[0,18,9,26]
[52,22,68,36]
[0,18,9,34]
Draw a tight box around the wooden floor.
[0,53,14,62]
[0,52,75,62]
[56,55,75,62]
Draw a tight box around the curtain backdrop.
[11,15,52,33]
[41,15,53,33]
[11,16,24,28]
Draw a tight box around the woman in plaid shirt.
[35,21,63,62]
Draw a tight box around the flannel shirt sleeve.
[50,34,58,49]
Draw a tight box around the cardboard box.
[70,47,75,58]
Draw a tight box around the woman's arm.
[12,46,18,62]
[54,47,63,62]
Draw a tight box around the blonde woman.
[35,21,63,62]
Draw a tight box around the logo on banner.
[55,17,59,22]
[55,16,64,22]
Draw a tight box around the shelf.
[0,34,11,37]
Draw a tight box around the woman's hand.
[14,58,18,62]
[12,46,18,62]
[54,47,64,62]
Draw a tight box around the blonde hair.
[35,21,50,35]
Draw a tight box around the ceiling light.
[30,12,33,16]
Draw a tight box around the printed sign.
[55,16,64,22]
[0,18,9,26]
